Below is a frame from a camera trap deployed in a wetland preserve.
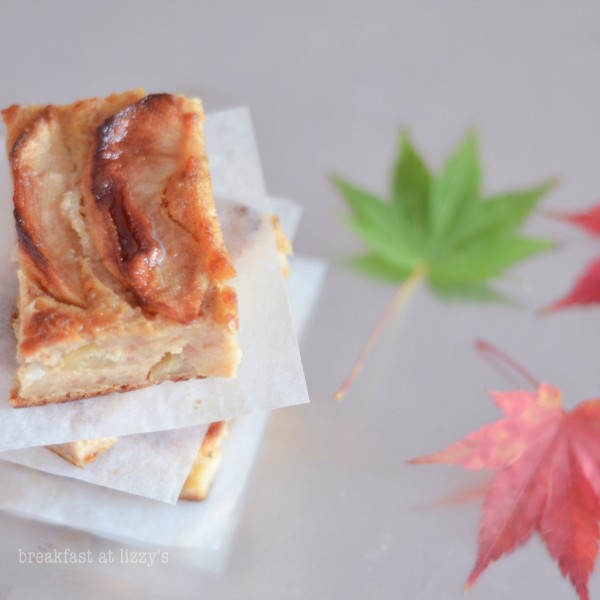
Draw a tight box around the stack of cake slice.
[0,91,320,544]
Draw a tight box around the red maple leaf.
[411,383,600,600]
[549,203,600,310]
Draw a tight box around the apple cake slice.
[2,90,241,407]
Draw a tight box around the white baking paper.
[286,255,327,338]
[0,256,326,552]
[0,425,208,504]
[0,108,308,451]
[0,414,267,550]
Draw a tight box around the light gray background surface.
[1,1,600,598]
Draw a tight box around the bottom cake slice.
[47,438,118,468]
[179,421,230,501]
[46,425,228,501]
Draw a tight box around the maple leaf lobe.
[554,204,600,237]
[547,258,600,312]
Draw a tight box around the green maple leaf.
[335,132,554,302]
[333,132,555,400]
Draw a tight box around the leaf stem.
[474,339,539,389]
[333,266,426,401]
